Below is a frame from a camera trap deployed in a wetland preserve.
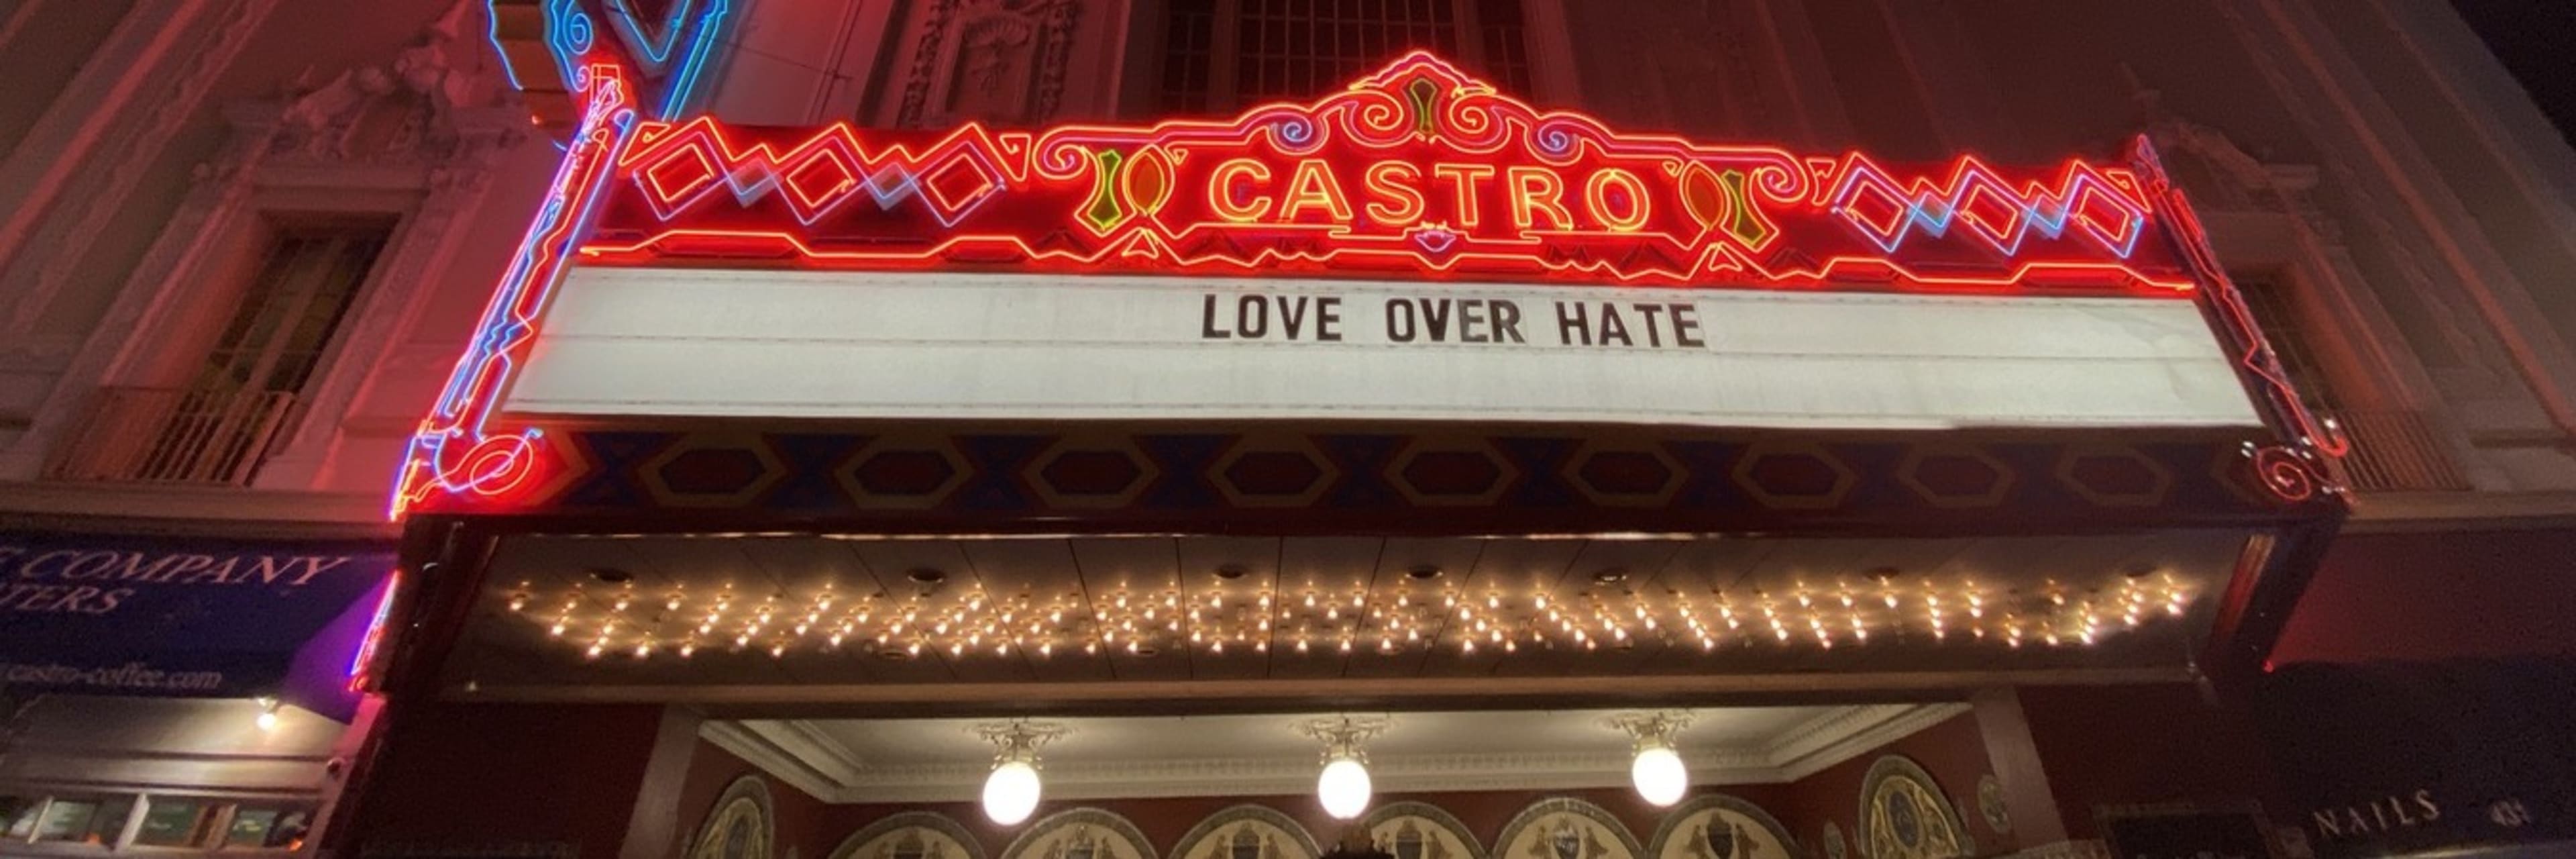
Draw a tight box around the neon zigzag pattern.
[581,55,2180,291]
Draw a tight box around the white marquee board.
[504,268,2262,430]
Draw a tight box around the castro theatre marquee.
[370,44,2347,709]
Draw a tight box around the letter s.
[1363,162,1425,225]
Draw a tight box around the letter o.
[1587,168,1653,232]
[1385,298,1417,342]
[1236,295,1269,338]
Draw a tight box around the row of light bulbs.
[972,712,1701,827]
[511,571,2195,661]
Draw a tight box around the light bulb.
[254,697,281,732]
[981,758,1042,825]
[1631,743,1687,807]
[1318,754,1373,819]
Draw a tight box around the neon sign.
[581,54,2184,291]
[398,37,2348,517]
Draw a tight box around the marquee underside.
[442,527,2257,712]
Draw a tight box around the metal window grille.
[2232,276,2471,491]
[44,224,388,486]
[1160,0,1533,114]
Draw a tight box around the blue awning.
[0,530,396,721]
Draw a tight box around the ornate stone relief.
[898,0,1081,128]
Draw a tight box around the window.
[32,795,132,846]
[1,793,314,851]
[223,805,312,851]
[44,217,393,486]
[196,221,393,399]
[0,797,38,840]
[1157,0,1534,114]
[134,798,223,848]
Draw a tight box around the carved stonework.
[267,0,520,168]
[898,0,1080,128]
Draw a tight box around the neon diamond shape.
[1833,168,1915,252]
[920,153,1004,225]
[1951,170,2028,253]
[2067,175,2146,258]
[779,148,861,221]
[637,142,721,219]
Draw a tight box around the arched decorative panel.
[1856,756,1969,859]
[1003,808,1159,859]
[687,775,776,859]
[1171,805,1322,859]
[1646,794,1798,859]
[1364,801,1485,859]
[828,811,987,859]
[1493,799,1640,859]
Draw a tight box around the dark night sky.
[2451,0,2576,150]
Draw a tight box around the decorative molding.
[1769,703,1972,782]
[0,483,392,530]
[741,719,869,787]
[699,720,846,804]
[706,703,1972,805]
[818,745,1780,804]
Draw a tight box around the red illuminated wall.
[2017,683,2286,839]
[1774,713,2008,853]
[2271,526,2576,664]
[345,701,672,856]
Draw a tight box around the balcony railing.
[43,387,298,487]
[2327,409,2474,493]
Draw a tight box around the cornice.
[724,703,1969,804]
[2343,490,2576,531]
[822,746,1778,803]
[698,720,845,803]
[1771,703,1972,782]
[741,719,869,787]
[0,483,391,536]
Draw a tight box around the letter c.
[1209,158,1275,223]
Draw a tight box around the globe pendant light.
[975,721,1068,826]
[1297,715,1390,819]
[1608,711,1693,807]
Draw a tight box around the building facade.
[0,1,2569,858]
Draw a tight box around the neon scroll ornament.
[485,0,730,128]
[395,49,2346,516]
